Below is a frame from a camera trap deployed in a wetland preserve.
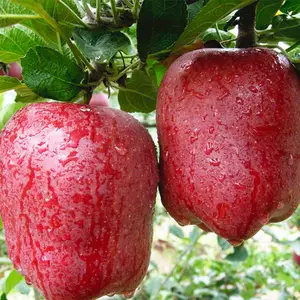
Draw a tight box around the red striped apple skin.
[0,102,158,300]
[157,48,300,245]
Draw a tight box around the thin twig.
[96,0,102,22]
[82,0,95,20]
[110,0,119,25]
[132,0,140,19]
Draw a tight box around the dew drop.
[209,126,215,134]
[205,142,214,155]
[277,202,284,209]
[249,86,258,93]
[236,97,244,105]
[115,145,128,156]
[288,154,294,166]
[209,158,221,167]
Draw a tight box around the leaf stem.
[32,5,95,72]
[109,60,140,81]
[96,0,102,22]
[132,0,140,19]
[82,0,95,20]
[215,23,223,41]
[56,32,63,53]
[0,14,43,20]
[110,0,118,25]
[58,0,89,28]
[286,40,300,53]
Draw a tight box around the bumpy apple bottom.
[0,103,158,300]
[157,48,300,246]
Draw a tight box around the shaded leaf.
[256,0,284,30]
[173,0,257,51]
[21,47,85,101]
[73,28,133,63]
[118,70,157,113]
[0,76,21,93]
[272,15,300,40]
[137,0,188,61]
[281,0,300,15]
[169,225,185,239]
[217,236,231,251]
[225,244,248,262]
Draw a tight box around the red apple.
[293,252,300,266]
[8,62,22,80]
[0,63,22,80]
[157,48,300,246]
[89,93,109,107]
[0,103,158,299]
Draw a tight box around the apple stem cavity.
[236,2,258,48]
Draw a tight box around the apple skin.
[0,103,158,299]
[157,48,300,246]
[89,93,109,107]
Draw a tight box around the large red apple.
[0,103,158,299]
[157,48,300,246]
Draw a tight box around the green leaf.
[146,59,167,86]
[272,15,300,40]
[0,0,37,27]
[10,0,82,44]
[0,293,7,300]
[256,0,284,30]
[0,25,46,63]
[118,70,157,113]
[217,236,231,251]
[73,28,133,63]
[173,0,257,51]
[169,225,185,239]
[0,76,21,93]
[199,28,234,43]
[225,244,248,262]
[14,85,40,102]
[21,47,85,101]
[0,94,26,130]
[188,0,205,22]
[189,226,201,243]
[281,0,300,15]
[137,0,188,61]
[3,270,24,295]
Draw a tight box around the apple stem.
[236,2,258,48]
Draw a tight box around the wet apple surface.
[157,48,300,245]
[0,103,158,300]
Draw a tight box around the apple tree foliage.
[0,0,299,299]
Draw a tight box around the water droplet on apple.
[236,97,244,105]
[209,158,221,167]
[209,126,215,134]
[80,107,91,112]
[288,154,294,166]
[115,145,128,156]
[248,86,258,93]
[218,174,226,183]
[205,142,214,155]
[277,202,284,209]
[260,214,269,225]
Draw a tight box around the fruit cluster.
[0,48,299,299]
